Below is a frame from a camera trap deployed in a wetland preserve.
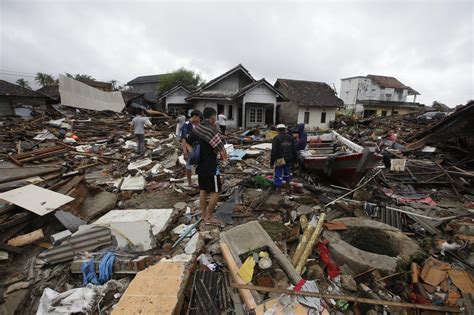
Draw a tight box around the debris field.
[0,101,473,315]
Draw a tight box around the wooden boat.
[300,131,382,187]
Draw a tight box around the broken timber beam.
[230,283,461,313]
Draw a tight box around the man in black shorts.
[188,107,228,226]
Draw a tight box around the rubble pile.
[0,102,473,314]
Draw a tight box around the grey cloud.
[1,0,472,106]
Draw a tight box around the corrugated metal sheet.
[39,226,112,264]
[59,74,125,112]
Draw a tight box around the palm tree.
[16,78,31,89]
[35,72,56,87]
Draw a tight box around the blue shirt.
[180,121,195,141]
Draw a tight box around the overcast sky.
[1,0,472,106]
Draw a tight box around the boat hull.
[302,150,381,187]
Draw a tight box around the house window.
[228,105,233,120]
[304,112,310,124]
[385,93,392,100]
[249,108,264,123]
[381,110,387,116]
[320,112,326,123]
[392,110,399,115]
[256,108,263,123]
[249,108,256,123]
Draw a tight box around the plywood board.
[0,184,74,216]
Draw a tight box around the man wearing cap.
[270,124,298,193]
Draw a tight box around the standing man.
[180,110,202,187]
[189,107,228,226]
[218,110,227,135]
[295,123,308,150]
[175,111,186,138]
[130,109,152,156]
[270,124,298,193]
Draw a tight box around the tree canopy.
[65,73,96,81]
[158,68,205,93]
[35,72,57,87]
[16,78,31,89]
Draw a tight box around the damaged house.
[126,74,166,110]
[186,64,287,128]
[158,85,193,116]
[274,79,343,130]
[0,80,51,116]
[340,75,422,117]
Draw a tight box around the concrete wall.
[340,77,409,105]
[243,85,276,128]
[297,107,336,129]
[165,88,190,111]
[194,100,239,128]
[207,72,240,93]
[363,105,418,117]
[278,101,298,126]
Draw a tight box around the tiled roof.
[121,91,144,103]
[367,75,420,95]
[77,79,112,89]
[0,80,49,98]
[275,79,343,108]
[127,74,167,85]
[36,85,60,100]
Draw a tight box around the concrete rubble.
[0,101,473,314]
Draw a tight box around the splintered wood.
[112,258,190,314]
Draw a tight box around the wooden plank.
[220,242,257,310]
[7,229,44,246]
[230,283,461,313]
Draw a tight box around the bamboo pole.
[291,216,316,266]
[295,213,326,274]
[230,283,461,313]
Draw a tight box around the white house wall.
[341,77,410,105]
[243,85,277,128]
[194,100,239,128]
[207,72,240,93]
[297,107,336,129]
[165,89,190,113]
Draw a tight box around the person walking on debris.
[175,111,186,138]
[180,110,202,187]
[294,123,308,150]
[217,110,227,135]
[271,124,298,193]
[130,109,152,156]
[188,107,228,226]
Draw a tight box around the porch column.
[242,102,246,129]
[273,102,277,126]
